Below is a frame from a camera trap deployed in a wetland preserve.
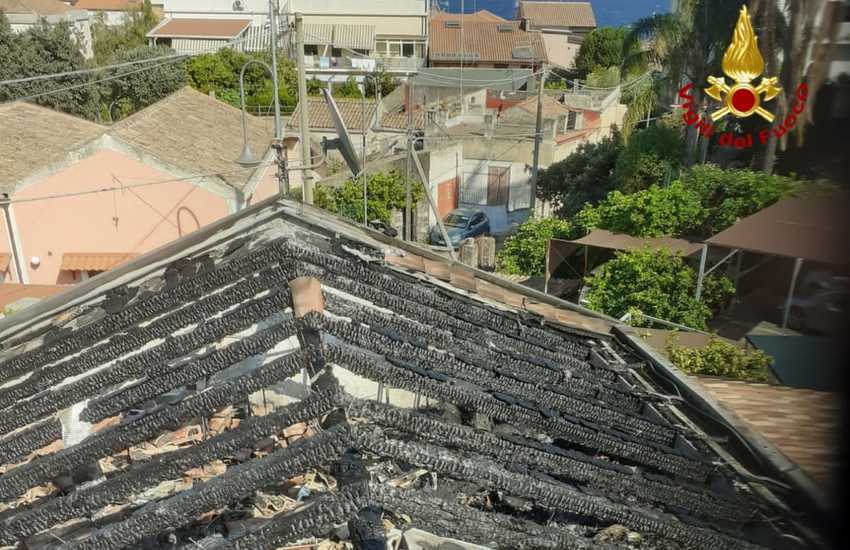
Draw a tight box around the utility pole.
[295,13,313,204]
[529,67,547,214]
[361,89,368,225]
[404,78,414,241]
[268,0,282,140]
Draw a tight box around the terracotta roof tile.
[429,20,547,64]
[695,377,842,489]
[430,9,507,23]
[517,1,597,29]
[0,103,105,196]
[109,87,273,191]
[289,97,378,132]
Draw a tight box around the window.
[375,39,424,58]
[331,47,342,57]
[487,166,510,206]
[304,44,318,55]
[567,111,578,130]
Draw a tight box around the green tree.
[584,248,734,330]
[307,77,324,95]
[576,181,704,238]
[681,164,799,236]
[574,27,628,77]
[90,0,159,64]
[496,217,577,276]
[364,70,399,98]
[334,76,363,98]
[614,124,685,193]
[100,45,185,121]
[185,49,298,111]
[312,171,421,225]
[537,129,623,217]
[0,15,100,119]
[622,2,743,154]
[586,65,621,88]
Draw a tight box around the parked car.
[430,208,490,248]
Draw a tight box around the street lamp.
[236,59,276,168]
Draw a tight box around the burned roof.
[0,199,825,549]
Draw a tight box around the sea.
[439,0,671,28]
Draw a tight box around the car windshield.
[444,214,470,227]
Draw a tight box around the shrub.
[311,171,420,225]
[680,164,800,236]
[497,217,578,276]
[666,335,773,382]
[583,247,734,330]
[615,124,685,193]
[575,181,703,238]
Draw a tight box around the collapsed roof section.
[0,200,817,549]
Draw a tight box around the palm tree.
[621,1,748,165]
[751,0,840,173]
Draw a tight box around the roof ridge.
[0,100,107,131]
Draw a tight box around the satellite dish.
[321,89,362,177]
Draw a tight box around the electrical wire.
[0,27,291,103]
[0,53,190,87]
[2,162,277,205]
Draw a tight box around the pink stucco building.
[0,88,276,285]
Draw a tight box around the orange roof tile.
[60,253,139,272]
[429,20,547,64]
[430,9,507,23]
[289,98,378,132]
[517,1,597,29]
[695,377,842,489]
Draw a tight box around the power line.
[0,53,188,87]
[0,24,290,93]
[2,162,276,206]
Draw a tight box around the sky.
[439,1,671,28]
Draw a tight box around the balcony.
[304,55,424,74]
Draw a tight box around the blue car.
[430,208,490,248]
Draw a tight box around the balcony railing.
[304,55,424,73]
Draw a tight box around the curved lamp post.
[237,59,276,167]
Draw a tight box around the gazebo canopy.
[568,229,704,257]
[707,192,850,266]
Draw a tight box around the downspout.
[1,199,27,284]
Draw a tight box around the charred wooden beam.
[61,427,352,550]
[327,344,710,481]
[0,391,343,544]
[352,428,766,550]
[0,351,308,500]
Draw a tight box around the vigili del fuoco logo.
[678,5,808,149]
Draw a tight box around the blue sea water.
[439,0,671,28]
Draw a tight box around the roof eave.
[614,324,835,528]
